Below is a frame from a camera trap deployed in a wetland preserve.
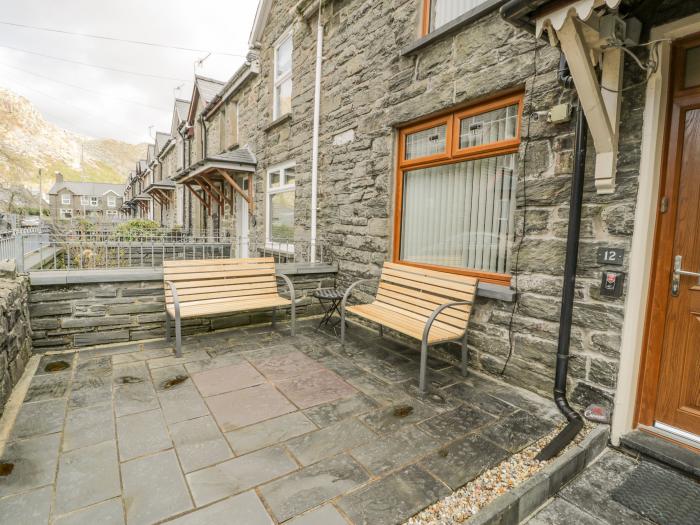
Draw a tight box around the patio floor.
[0,320,563,525]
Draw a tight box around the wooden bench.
[340,262,478,393]
[163,257,296,356]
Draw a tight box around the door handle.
[671,255,700,296]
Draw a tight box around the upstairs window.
[273,32,293,119]
[107,195,116,208]
[90,197,99,207]
[80,196,89,206]
[395,93,523,285]
[423,0,491,34]
[61,194,71,205]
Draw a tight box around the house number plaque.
[597,247,624,266]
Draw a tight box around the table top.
[312,288,344,300]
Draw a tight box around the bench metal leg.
[271,307,276,329]
[419,338,429,394]
[461,331,469,377]
[174,312,182,358]
[340,306,346,346]
[378,325,383,337]
[290,301,296,337]
[165,315,171,342]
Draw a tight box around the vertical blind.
[430,0,490,31]
[400,153,517,274]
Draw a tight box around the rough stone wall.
[29,271,336,351]
[0,262,32,417]
[230,0,641,407]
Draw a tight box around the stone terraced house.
[48,172,126,222]
[129,0,700,453]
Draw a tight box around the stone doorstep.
[465,425,610,525]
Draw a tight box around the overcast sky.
[0,0,259,144]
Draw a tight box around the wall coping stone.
[28,262,340,286]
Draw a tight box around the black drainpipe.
[536,84,586,461]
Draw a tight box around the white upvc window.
[90,196,99,207]
[61,194,71,205]
[105,210,118,218]
[273,31,293,120]
[80,195,89,206]
[107,195,116,207]
[60,208,72,219]
[266,162,295,252]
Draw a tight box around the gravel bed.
[405,422,594,525]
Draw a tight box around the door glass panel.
[459,104,518,149]
[685,45,700,89]
[404,124,447,160]
[270,191,294,241]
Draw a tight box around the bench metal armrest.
[275,272,299,303]
[422,300,473,343]
[341,278,378,311]
[165,280,181,320]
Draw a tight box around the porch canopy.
[132,193,152,215]
[144,178,176,208]
[502,0,626,194]
[173,147,256,217]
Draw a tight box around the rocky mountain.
[0,87,146,210]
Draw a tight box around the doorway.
[637,36,700,448]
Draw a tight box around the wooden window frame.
[421,0,492,36]
[393,92,524,286]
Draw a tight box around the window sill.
[264,113,292,133]
[401,0,507,56]
[477,281,515,302]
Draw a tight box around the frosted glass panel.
[431,0,489,31]
[405,124,447,160]
[459,104,518,149]
[684,45,700,89]
[400,154,517,274]
[270,191,294,241]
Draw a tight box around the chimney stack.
[55,171,63,184]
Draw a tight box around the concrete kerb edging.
[466,424,611,525]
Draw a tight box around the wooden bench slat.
[377,283,472,313]
[370,299,465,335]
[167,286,280,305]
[166,268,275,281]
[167,275,276,290]
[164,262,275,275]
[380,272,475,301]
[381,266,477,294]
[176,292,282,309]
[347,303,458,343]
[375,290,469,329]
[168,296,290,318]
[163,257,275,267]
[383,262,478,286]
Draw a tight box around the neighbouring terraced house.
[123,0,700,455]
[48,172,126,222]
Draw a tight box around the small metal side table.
[312,288,345,330]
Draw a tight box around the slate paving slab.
[186,446,298,507]
[158,384,209,424]
[286,418,376,465]
[276,369,357,409]
[184,352,245,374]
[337,464,450,525]
[346,373,413,406]
[0,484,52,525]
[116,409,172,461]
[351,424,444,476]
[11,398,67,439]
[225,411,317,455]
[527,497,606,525]
[259,454,369,522]
[206,383,296,431]
[191,362,264,397]
[303,392,379,427]
[121,449,193,525]
[163,491,274,525]
[150,364,191,391]
[112,361,149,386]
[286,504,349,525]
[420,433,510,489]
[24,372,71,402]
[251,350,325,381]
[480,410,557,453]
[442,382,519,417]
[36,353,75,376]
[69,371,112,409]
[169,415,233,473]
[53,497,125,525]
[0,433,61,499]
[417,403,496,441]
[114,381,159,417]
[358,400,435,434]
[54,440,121,515]
[63,402,115,452]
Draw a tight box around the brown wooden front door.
[638,38,700,443]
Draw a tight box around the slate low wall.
[29,264,338,352]
[0,261,32,417]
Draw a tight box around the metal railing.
[6,231,330,271]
